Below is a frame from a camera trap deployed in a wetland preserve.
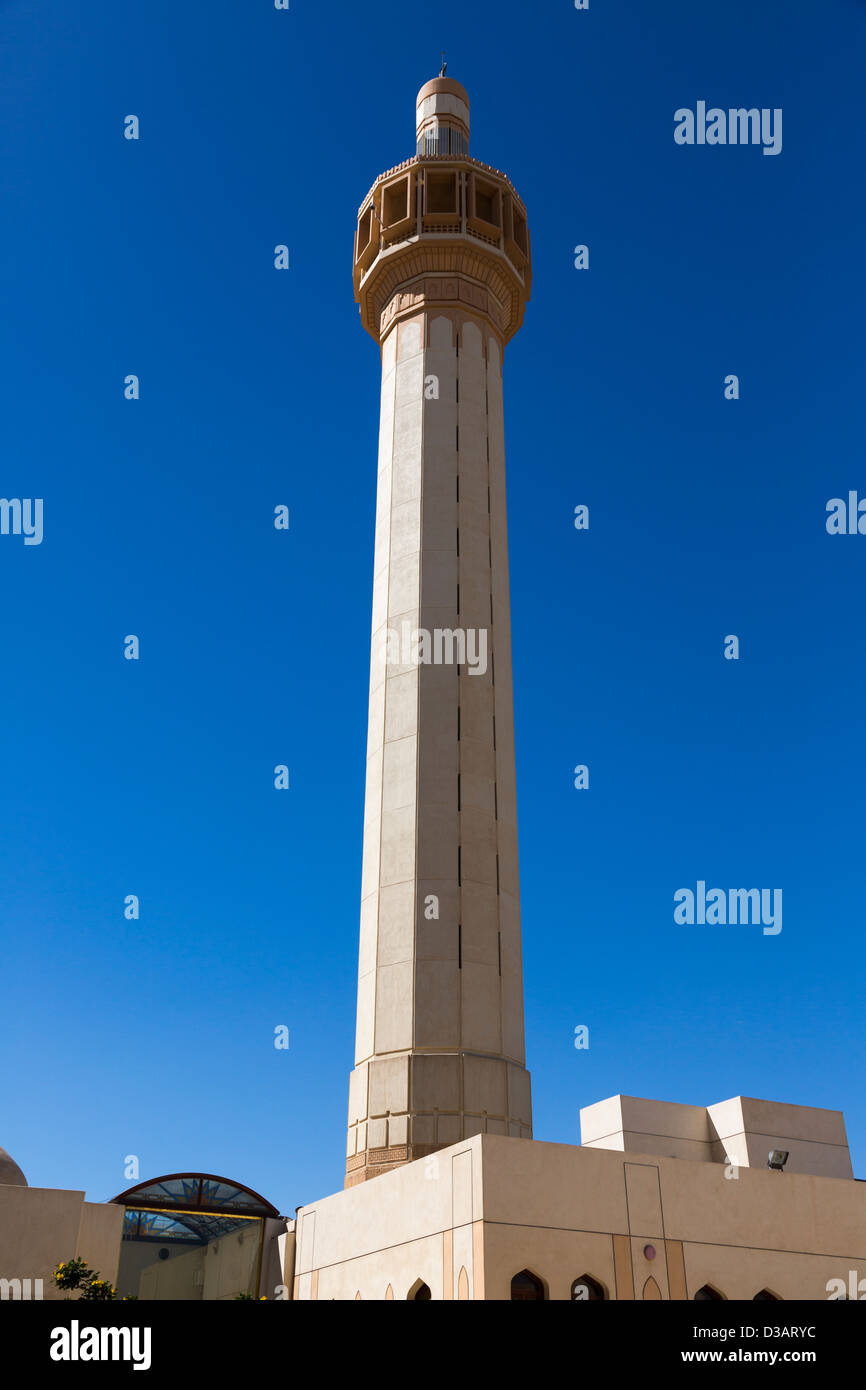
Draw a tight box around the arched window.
[693,1284,725,1301]
[510,1269,545,1301]
[753,1289,782,1301]
[354,1291,362,1301]
[385,1284,394,1301]
[642,1276,662,1301]
[571,1274,607,1301]
[457,1267,470,1300]
[407,1279,431,1301]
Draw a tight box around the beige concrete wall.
[77,1201,124,1285]
[681,1242,859,1302]
[297,1138,484,1299]
[480,1134,865,1300]
[0,1185,123,1300]
[261,1217,290,1300]
[481,1224,619,1301]
[479,1222,857,1302]
[136,1221,262,1301]
[139,1245,205,1301]
[707,1097,853,1178]
[582,1094,854,1179]
[581,1095,714,1163]
[115,1229,195,1298]
[315,1231,445,1301]
[296,1129,866,1300]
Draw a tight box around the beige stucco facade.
[581,1094,854,1179]
[0,1184,124,1301]
[296,1101,866,1301]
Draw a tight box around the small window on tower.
[356,206,374,258]
[425,171,458,216]
[475,184,495,224]
[469,176,502,238]
[383,180,408,227]
[512,209,527,253]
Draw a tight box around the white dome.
[0,1147,27,1187]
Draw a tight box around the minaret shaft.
[347,79,532,1187]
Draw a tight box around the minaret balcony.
[353,155,532,343]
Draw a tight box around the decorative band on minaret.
[346,77,533,1187]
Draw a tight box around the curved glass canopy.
[111,1172,280,1219]
[112,1173,280,1300]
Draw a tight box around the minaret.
[346,76,533,1187]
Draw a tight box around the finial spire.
[439,50,447,77]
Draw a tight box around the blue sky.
[1,0,864,1215]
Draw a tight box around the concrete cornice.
[357,240,528,344]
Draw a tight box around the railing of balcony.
[416,126,469,158]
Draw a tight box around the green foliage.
[52,1257,117,1301]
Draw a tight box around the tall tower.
[346,77,533,1187]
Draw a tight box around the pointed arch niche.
[407,1279,432,1301]
[510,1269,546,1301]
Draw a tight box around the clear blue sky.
[1,0,864,1215]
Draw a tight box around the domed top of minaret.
[0,1146,27,1187]
[416,75,470,156]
